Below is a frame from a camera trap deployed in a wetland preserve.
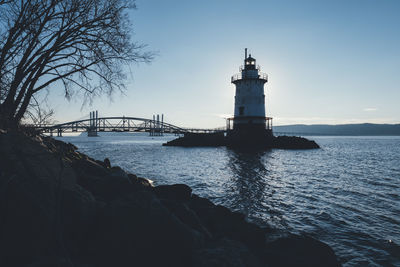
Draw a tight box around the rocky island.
[163,132,320,150]
[0,129,338,267]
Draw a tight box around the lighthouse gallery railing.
[231,72,268,83]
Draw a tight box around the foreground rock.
[0,129,337,266]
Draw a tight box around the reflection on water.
[226,150,268,216]
[58,134,400,266]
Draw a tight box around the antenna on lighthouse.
[245,48,247,59]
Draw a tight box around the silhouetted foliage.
[0,0,152,128]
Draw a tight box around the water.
[58,133,400,266]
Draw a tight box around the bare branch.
[24,93,55,126]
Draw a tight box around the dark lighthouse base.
[226,127,274,149]
[163,129,320,150]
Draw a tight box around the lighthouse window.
[251,61,255,65]
[239,106,244,115]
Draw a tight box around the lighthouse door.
[239,106,244,116]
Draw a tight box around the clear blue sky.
[48,0,400,127]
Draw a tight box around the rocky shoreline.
[0,129,339,267]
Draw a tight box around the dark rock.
[109,166,128,179]
[272,135,320,149]
[164,132,319,149]
[127,173,138,183]
[0,172,58,266]
[127,173,153,190]
[162,200,212,238]
[154,183,192,202]
[103,158,111,168]
[264,234,342,267]
[163,132,226,147]
[0,130,99,266]
[71,158,137,201]
[189,195,265,248]
[42,135,78,154]
[190,193,215,208]
[192,239,262,267]
[72,157,109,178]
[137,176,153,187]
[94,159,107,169]
[76,173,134,202]
[60,185,98,262]
[226,128,274,149]
[88,190,204,267]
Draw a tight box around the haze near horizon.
[48,0,400,128]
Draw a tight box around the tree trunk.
[14,94,32,125]
[0,102,21,129]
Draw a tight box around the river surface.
[57,133,400,266]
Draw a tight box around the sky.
[48,0,400,128]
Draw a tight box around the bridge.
[31,111,226,137]
[30,111,311,137]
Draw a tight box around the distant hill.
[273,123,400,136]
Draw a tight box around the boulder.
[0,172,58,266]
[71,158,137,201]
[0,130,77,188]
[161,200,212,239]
[153,183,192,202]
[264,234,342,267]
[60,185,98,262]
[71,157,109,178]
[88,190,204,267]
[0,131,98,266]
[189,194,265,248]
[75,173,134,202]
[103,158,111,168]
[127,173,153,190]
[192,239,262,267]
[109,166,128,179]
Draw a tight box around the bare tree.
[0,0,152,128]
[25,94,55,126]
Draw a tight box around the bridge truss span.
[32,115,226,137]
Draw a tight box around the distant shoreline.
[273,123,400,136]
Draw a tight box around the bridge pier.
[57,128,62,137]
[87,128,98,137]
[87,111,98,137]
[149,114,164,136]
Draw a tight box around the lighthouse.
[227,49,273,147]
[163,49,319,149]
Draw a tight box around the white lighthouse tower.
[227,49,273,147]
